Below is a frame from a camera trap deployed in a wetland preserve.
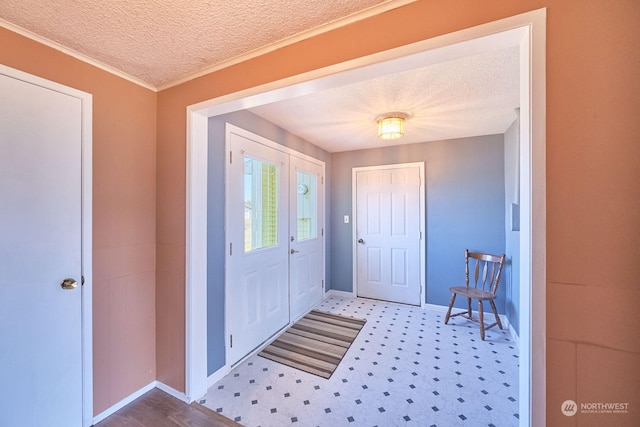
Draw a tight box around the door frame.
[352,163,426,307]
[0,64,93,426]
[186,10,545,425]
[223,123,326,368]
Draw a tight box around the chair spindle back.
[464,249,505,295]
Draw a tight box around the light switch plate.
[344,215,350,224]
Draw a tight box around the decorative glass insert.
[296,171,317,240]
[244,156,279,251]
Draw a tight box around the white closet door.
[0,70,84,426]
[356,165,422,305]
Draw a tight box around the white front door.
[289,156,325,321]
[227,131,290,366]
[355,164,423,306]
[0,70,87,426]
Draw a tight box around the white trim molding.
[157,0,420,91]
[325,289,356,299]
[0,19,156,91]
[185,110,210,403]
[2,1,420,92]
[92,381,190,425]
[207,365,231,390]
[156,381,190,403]
[92,382,156,425]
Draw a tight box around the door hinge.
[230,335,233,348]
[230,242,233,256]
[322,228,324,236]
[321,176,324,185]
[81,275,85,286]
[230,151,233,164]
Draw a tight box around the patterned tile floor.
[201,295,519,427]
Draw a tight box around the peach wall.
[0,28,158,415]
[544,1,640,425]
[157,0,640,425]
[3,0,638,422]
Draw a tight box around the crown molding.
[156,0,418,91]
[2,0,417,92]
[0,18,157,91]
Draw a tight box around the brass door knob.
[61,278,78,290]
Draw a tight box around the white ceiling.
[0,0,519,153]
[249,47,519,152]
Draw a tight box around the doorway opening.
[186,9,546,425]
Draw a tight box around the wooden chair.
[444,249,506,340]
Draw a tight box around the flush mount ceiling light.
[376,112,409,140]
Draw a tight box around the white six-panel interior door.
[225,125,325,366]
[354,163,425,306]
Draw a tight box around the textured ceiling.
[0,0,393,88]
[1,0,519,152]
[249,47,520,152]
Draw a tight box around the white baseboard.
[325,289,355,299]
[325,298,521,346]
[425,303,449,313]
[508,321,520,349]
[493,313,520,348]
[92,380,191,424]
[156,381,189,403]
[92,381,156,424]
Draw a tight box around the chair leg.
[444,293,456,324]
[478,300,485,341]
[489,300,503,329]
[467,298,472,319]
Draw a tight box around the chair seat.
[449,286,496,300]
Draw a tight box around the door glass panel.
[296,171,317,240]
[244,156,279,251]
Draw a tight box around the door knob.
[290,249,300,254]
[358,238,365,244]
[60,278,78,290]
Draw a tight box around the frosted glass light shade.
[377,115,406,140]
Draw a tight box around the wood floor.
[94,388,242,427]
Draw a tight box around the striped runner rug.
[258,310,366,379]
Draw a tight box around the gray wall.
[504,117,520,334]
[329,135,506,310]
[207,110,331,375]
[208,119,510,374]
